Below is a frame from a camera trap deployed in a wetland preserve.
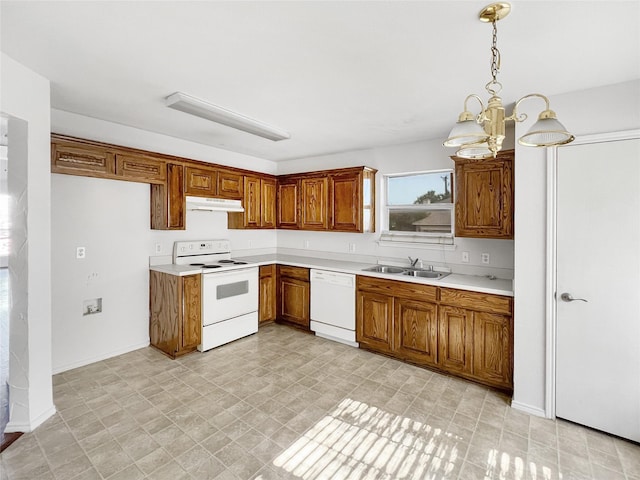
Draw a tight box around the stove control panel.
[173,239,231,260]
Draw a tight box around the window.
[381,170,454,245]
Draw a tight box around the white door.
[556,138,640,442]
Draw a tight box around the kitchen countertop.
[238,254,513,296]
[149,253,512,296]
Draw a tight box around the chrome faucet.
[408,256,420,267]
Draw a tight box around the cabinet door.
[115,153,166,183]
[473,311,513,388]
[259,265,276,323]
[300,177,328,230]
[52,141,115,177]
[217,169,243,199]
[185,166,217,197]
[356,290,394,353]
[260,178,277,228]
[454,152,513,238]
[243,176,261,228]
[394,298,438,365]
[181,275,202,351]
[277,179,299,229]
[330,172,361,232]
[438,305,473,375]
[279,277,310,328]
[150,163,185,230]
[149,271,180,356]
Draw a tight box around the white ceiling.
[1,1,639,162]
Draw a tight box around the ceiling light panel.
[165,92,290,142]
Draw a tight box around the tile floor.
[1,324,639,480]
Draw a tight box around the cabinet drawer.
[115,154,166,183]
[278,265,309,281]
[440,287,512,315]
[260,264,276,278]
[357,275,437,302]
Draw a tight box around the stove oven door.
[201,267,259,326]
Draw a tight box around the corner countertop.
[150,254,513,297]
[235,254,513,297]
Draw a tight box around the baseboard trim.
[5,405,56,433]
[511,400,548,418]
[52,340,150,374]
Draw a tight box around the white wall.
[0,53,54,431]
[277,136,515,278]
[51,112,277,373]
[512,79,640,416]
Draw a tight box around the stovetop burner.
[203,265,222,269]
[218,259,247,265]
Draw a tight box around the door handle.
[560,292,588,303]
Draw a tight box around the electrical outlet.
[462,251,470,263]
[155,243,162,254]
[304,240,310,249]
[481,253,490,264]
[349,243,356,253]
[76,247,86,259]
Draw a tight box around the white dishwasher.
[310,269,358,347]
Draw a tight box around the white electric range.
[173,240,258,352]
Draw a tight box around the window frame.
[381,169,455,245]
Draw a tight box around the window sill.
[377,233,457,250]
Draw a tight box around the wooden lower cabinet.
[438,305,473,375]
[356,276,513,391]
[149,271,201,358]
[472,311,513,387]
[276,266,310,329]
[259,265,276,323]
[395,298,438,365]
[357,290,394,354]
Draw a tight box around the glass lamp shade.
[519,116,575,147]
[443,119,489,147]
[455,143,494,159]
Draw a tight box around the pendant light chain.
[487,19,502,95]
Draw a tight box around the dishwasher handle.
[310,269,355,288]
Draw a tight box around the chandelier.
[443,2,574,159]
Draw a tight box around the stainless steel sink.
[362,265,407,274]
[402,270,450,280]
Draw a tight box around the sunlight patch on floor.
[272,397,462,479]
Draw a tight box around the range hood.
[186,196,244,213]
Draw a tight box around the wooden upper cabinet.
[278,167,376,233]
[243,175,262,228]
[185,166,217,197]
[228,174,276,229]
[277,178,299,229]
[329,168,376,233]
[52,140,115,177]
[261,178,276,228]
[300,177,329,230]
[453,150,514,239]
[151,163,185,230]
[217,169,243,199]
[115,153,166,184]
